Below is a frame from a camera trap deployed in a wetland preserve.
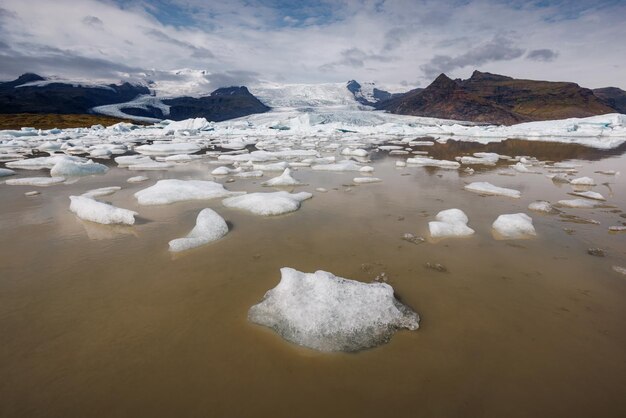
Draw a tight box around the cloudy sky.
[0,0,624,90]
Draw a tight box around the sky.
[0,0,625,91]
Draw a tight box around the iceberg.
[69,196,137,225]
[353,177,382,184]
[570,191,606,201]
[406,157,460,169]
[312,160,373,172]
[248,267,419,352]
[82,186,121,199]
[429,208,475,238]
[168,208,229,252]
[6,155,86,170]
[528,201,554,213]
[570,176,596,186]
[127,175,149,183]
[492,213,536,239]
[0,168,15,177]
[135,179,244,205]
[50,159,108,177]
[135,142,202,156]
[262,168,303,186]
[222,191,312,216]
[464,182,521,198]
[5,176,66,186]
[557,199,601,208]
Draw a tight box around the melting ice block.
[135,179,244,205]
[50,159,108,177]
[528,201,553,213]
[223,191,312,216]
[312,160,373,172]
[406,157,460,169]
[492,213,536,239]
[69,196,137,225]
[5,177,66,186]
[0,168,15,177]
[262,168,303,186]
[135,143,202,156]
[429,208,475,238]
[464,182,521,198]
[353,177,382,184]
[168,208,228,252]
[6,155,86,170]
[557,199,601,208]
[570,176,596,186]
[248,267,419,352]
[82,186,121,198]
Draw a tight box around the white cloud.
[0,0,624,90]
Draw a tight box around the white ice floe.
[6,155,86,170]
[163,154,203,162]
[570,191,606,201]
[512,162,538,173]
[235,170,264,178]
[262,168,303,186]
[609,226,626,232]
[429,208,475,238]
[528,201,554,213]
[0,168,15,177]
[135,142,202,156]
[464,182,521,198]
[253,162,289,172]
[312,160,373,172]
[222,191,312,216]
[406,157,460,169]
[248,267,419,352]
[492,213,536,239]
[135,179,244,205]
[69,195,137,225]
[341,147,369,157]
[5,176,66,186]
[570,176,596,186]
[168,208,229,252]
[127,175,149,183]
[353,177,382,184]
[548,173,571,183]
[127,161,174,171]
[557,199,601,208]
[114,155,154,167]
[82,186,121,198]
[50,159,108,177]
[211,166,241,175]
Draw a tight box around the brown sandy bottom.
[1,139,625,417]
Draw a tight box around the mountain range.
[0,71,624,126]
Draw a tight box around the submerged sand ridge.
[1,136,626,416]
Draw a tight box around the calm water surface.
[1,139,625,417]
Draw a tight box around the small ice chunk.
[570,176,596,186]
[353,177,382,184]
[406,157,460,169]
[528,201,553,213]
[163,154,202,162]
[127,176,149,183]
[25,191,40,196]
[69,196,137,225]
[557,199,601,208]
[609,226,626,232]
[341,148,368,157]
[315,188,328,193]
[50,159,108,177]
[248,267,419,352]
[82,186,121,199]
[135,143,202,156]
[128,161,174,171]
[548,173,570,183]
[492,213,536,240]
[262,168,303,187]
[570,191,606,201]
[223,191,312,216]
[511,162,538,173]
[464,182,521,198]
[115,155,154,167]
[396,161,407,167]
[5,177,66,186]
[211,166,241,175]
[135,179,244,205]
[0,168,15,177]
[168,208,229,252]
[429,208,475,238]
[235,170,264,178]
[312,160,372,172]
[6,155,86,170]
[253,162,289,172]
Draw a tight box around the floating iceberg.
[312,160,372,172]
[406,157,460,169]
[0,168,15,177]
[570,176,596,186]
[6,155,86,170]
[353,177,382,184]
[248,267,419,352]
[222,191,312,216]
[262,168,303,186]
[135,142,202,156]
[168,208,229,252]
[69,196,137,225]
[50,159,108,177]
[557,199,601,208]
[528,201,554,213]
[429,208,475,238]
[135,179,244,205]
[5,176,66,186]
[492,213,536,239]
[127,175,149,183]
[570,191,606,201]
[464,182,521,198]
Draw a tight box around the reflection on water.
[0,139,625,418]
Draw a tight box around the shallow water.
[1,139,626,417]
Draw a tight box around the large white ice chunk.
[248,267,419,352]
[492,213,536,239]
[262,168,303,186]
[135,179,244,205]
[222,191,312,216]
[570,176,596,186]
[528,201,553,213]
[406,157,460,169]
[312,160,373,172]
[464,182,521,198]
[557,199,601,208]
[0,168,16,177]
[429,208,475,238]
[135,143,202,156]
[6,155,86,170]
[50,159,108,177]
[69,196,137,225]
[5,177,66,186]
[168,208,229,252]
